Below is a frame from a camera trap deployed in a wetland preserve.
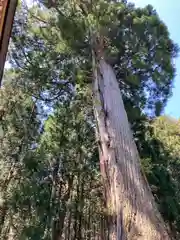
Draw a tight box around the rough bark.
[92,58,171,239]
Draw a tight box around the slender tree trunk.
[7,225,16,240]
[68,211,72,240]
[92,57,170,239]
[73,174,81,240]
[100,215,105,240]
[77,180,84,240]
[0,163,16,235]
[87,207,91,240]
[52,176,73,240]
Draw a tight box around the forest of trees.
[0,0,180,239]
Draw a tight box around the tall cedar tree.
[9,0,178,239]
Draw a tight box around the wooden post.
[0,0,18,85]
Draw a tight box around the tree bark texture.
[92,58,170,239]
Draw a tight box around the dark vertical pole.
[0,0,18,85]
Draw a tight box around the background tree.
[0,0,179,239]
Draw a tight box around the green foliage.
[0,80,105,239]
[10,0,178,117]
[0,82,40,239]
[134,116,180,238]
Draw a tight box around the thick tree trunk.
[92,58,170,239]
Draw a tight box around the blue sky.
[131,0,180,118]
[25,0,180,118]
